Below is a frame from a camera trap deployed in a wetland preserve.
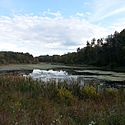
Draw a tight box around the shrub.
[1,74,125,125]
[57,87,74,105]
[81,85,99,99]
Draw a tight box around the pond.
[27,69,125,88]
[0,64,125,88]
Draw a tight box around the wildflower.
[89,121,96,125]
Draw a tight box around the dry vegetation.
[0,75,125,125]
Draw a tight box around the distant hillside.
[38,29,125,67]
[0,51,38,64]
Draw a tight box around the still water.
[29,69,86,85]
[1,68,125,87]
[28,69,125,88]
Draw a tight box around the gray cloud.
[0,12,115,56]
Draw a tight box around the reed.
[0,74,125,125]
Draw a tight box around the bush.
[57,87,74,105]
[1,74,125,125]
[81,85,99,99]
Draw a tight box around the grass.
[0,63,62,71]
[0,62,125,73]
[0,63,93,70]
[0,74,125,125]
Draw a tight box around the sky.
[0,0,125,56]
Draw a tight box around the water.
[29,69,85,85]
[28,69,103,87]
[28,69,125,88]
[0,67,125,88]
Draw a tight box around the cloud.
[0,0,125,56]
[0,12,109,56]
[94,7,125,22]
[0,1,125,56]
[89,0,125,22]
[108,18,125,32]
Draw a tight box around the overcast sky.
[0,0,125,56]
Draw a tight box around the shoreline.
[0,63,125,72]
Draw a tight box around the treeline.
[0,51,38,64]
[38,29,125,67]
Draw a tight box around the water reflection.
[0,68,124,88]
[28,69,125,88]
[28,69,100,86]
[29,69,76,83]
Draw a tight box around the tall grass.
[0,74,125,125]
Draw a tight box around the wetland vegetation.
[1,28,125,125]
[1,74,125,125]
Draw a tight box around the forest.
[0,51,38,64]
[0,28,125,67]
[38,29,125,67]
